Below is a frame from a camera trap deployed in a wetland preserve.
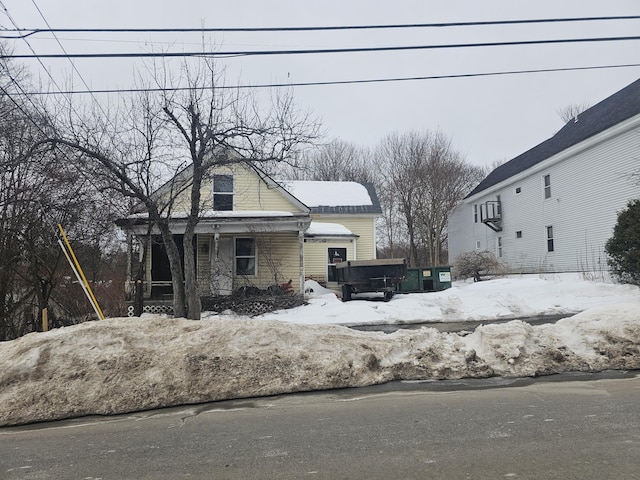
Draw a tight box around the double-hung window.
[546,226,554,252]
[543,174,551,199]
[213,174,233,211]
[235,238,256,276]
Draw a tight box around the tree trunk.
[183,229,201,320]
[158,222,186,318]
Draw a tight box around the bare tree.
[31,56,319,320]
[557,101,591,124]
[376,131,484,267]
[0,52,122,339]
[155,58,320,319]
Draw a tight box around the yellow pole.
[58,224,106,320]
[42,308,48,332]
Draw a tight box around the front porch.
[122,212,312,310]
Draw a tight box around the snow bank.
[1,302,639,426]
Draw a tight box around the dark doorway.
[150,235,196,298]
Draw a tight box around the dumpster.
[434,266,452,291]
[336,258,407,302]
[398,266,452,292]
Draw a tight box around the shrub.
[605,199,640,286]
[453,250,504,281]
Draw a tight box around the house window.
[475,240,481,249]
[497,237,503,258]
[473,204,478,223]
[543,174,551,199]
[515,186,522,195]
[516,231,522,239]
[235,238,256,276]
[213,174,234,211]
[546,226,554,252]
[327,247,346,282]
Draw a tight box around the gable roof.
[284,181,383,214]
[467,77,640,198]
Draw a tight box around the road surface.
[1,371,639,479]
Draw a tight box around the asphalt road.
[1,371,639,480]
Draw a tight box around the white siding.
[449,120,640,273]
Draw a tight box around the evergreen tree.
[605,199,640,285]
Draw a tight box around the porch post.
[210,228,220,296]
[298,226,305,295]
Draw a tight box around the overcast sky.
[3,0,640,167]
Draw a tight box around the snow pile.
[1,302,639,426]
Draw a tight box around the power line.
[3,36,640,59]
[2,15,640,38]
[28,0,108,117]
[20,63,640,95]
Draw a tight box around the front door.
[211,237,233,295]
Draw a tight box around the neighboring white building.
[448,78,640,274]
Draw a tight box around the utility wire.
[2,15,640,37]
[18,62,640,95]
[0,0,66,94]
[3,36,640,59]
[0,2,128,222]
[29,0,107,116]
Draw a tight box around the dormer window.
[213,174,233,211]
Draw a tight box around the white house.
[448,78,640,274]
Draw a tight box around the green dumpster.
[433,266,452,291]
[398,268,421,292]
[398,266,452,292]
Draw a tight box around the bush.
[605,199,640,286]
[453,250,504,281]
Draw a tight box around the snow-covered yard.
[1,273,639,427]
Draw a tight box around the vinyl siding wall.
[301,214,376,284]
[169,163,306,214]
[196,232,302,294]
[449,122,640,273]
[312,215,377,259]
[303,239,355,283]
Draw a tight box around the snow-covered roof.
[286,181,371,207]
[283,181,382,215]
[305,221,356,237]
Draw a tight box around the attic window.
[213,174,233,211]
[515,187,522,195]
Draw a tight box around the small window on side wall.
[543,174,551,199]
[516,231,522,239]
[515,186,522,195]
[546,226,554,252]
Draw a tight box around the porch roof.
[119,211,311,235]
[305,221,358,238]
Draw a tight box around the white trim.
[465,113,640,202]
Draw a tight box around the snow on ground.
[256,273,640,326]
[1,274,639,426]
